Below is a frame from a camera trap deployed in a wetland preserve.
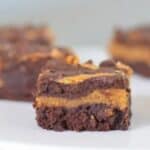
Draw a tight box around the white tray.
[0,47,150,150]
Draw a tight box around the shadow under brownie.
[34,60,132,131]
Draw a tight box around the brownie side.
[35,103,131,131]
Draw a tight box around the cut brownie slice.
[109,26,150,77]
[34,60,132,131]
[0,25,55,45]
[0,43,78,101]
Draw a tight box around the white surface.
[0,47,150,150]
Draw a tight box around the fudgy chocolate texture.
[0,25,54,45]
[37,77,129,99]
[37,60,129,99]
[35,104,131,131]
[114,26,150,46]
[0,46,77,101]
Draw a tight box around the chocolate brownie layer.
[36,104,131,131]
[37,77,129,99]
[37,60,130,99]
[0,25,54,45]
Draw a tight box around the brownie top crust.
[37,60,132,98]
[40,59,132,81]
[0,25,54,44]
[114,26,150,46]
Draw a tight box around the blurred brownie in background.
[0,25,79,101]
[34,59,132,131]
[0,25,55,45]
[0,42,78,101]
[109,26,150,77]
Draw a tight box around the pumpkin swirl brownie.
[109,26,150,77]
[0,43,78,101]
[34,60,132,131]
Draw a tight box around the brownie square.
[109,26,150,77]
[34,60,132,131]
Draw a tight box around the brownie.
[0,25,55,45]
[109,26,150,77]
[34,60,132,131]
[0,43,78,101]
